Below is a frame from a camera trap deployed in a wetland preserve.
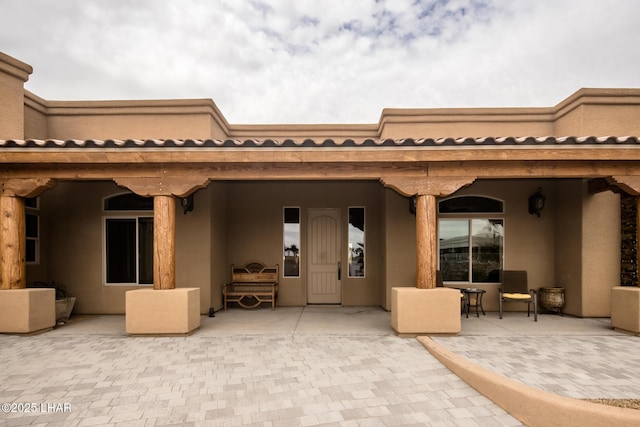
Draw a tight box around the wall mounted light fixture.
[528,188,546,217]
[180,194,194,214]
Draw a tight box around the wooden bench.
[223,262,279,311]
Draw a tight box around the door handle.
[338,261,341,280]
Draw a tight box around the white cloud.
[1,0,639,124]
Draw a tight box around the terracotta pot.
[539,287,565,314]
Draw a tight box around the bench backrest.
[231,263,279,283]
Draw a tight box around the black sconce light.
[180,194,194,214]
[528,188,545,217]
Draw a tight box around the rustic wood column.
[154,195,176,289]
[415,194,438,289]
[0,178,55,290]
[381,175,476,289]
[0,196,26,289]
[115,177,209,290]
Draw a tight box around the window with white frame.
[104,194,153,285]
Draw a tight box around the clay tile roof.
[0,136,639,148]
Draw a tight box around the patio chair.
[499,270,537,321]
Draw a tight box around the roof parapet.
[0,51,33,82]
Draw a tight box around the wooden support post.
[0,196,26,290]
[153,195,176,290]
[415,194,437,289]
[114,177,209,292]
[380,175,475,290]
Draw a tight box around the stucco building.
[1,51,639,334]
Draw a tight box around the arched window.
[104,193,153,211]
[438,195,503,214]
[438,196,504,284]
[104,193,153,285]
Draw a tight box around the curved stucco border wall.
[417,337,640,427]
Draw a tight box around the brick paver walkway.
[432,335,640,400]
[0,311,520,426]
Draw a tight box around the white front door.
[307,208,342,304]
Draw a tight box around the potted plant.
[28,281,76,323]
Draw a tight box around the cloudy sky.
[1,0,639,124]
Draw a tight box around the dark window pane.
[439,220,470,281]
[138,217,154,284]
[471,219,503,283]
[106,219,136,283]
[26,239,36,263]
[105,193,153,211]
[26,214,38,238]
[25,197,38,209]
[284,207,300,223]
[439,196,503,214]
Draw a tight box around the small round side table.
[462,288,486,318]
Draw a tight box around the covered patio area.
[47,305,616,338]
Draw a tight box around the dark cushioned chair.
[499,270,537,321]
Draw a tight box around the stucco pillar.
[0,195,26,289]
[115,177,209,335]
[0,179,56,333]
[153,195,176,290]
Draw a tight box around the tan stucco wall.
[26,180,383,314]
[554,90,640,136]
[224,181,382,307]
[555,180,583,316]
[175,188,212,313]
[581,186,620,317]
[209,183,228,311]
[25,178,622,316]
[580,181,621,317]
[0,52,31,139]
[23,91,48,139]
[18,94,229,140]
[378,110,554,139]
[445,180,556,312]
[383,188,417,310]
[0,72,25,138]
[554,180,620,317]
[383,179,558,313]
[45,103,225,140]
[29,181,214,314]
